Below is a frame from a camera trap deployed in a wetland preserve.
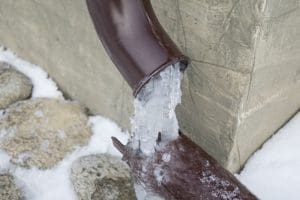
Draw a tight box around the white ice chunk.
[131,63,182,155]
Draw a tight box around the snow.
[0,150,10,173]
[162,153,171,162]
[1,46,300,200]
[134,184,164,200]
[0,47,129,200]
[238,112,300,200]
[0,116,129,200]
[0,47,63,99]
[87,116,128,157]
[13,116,128,200]
[153,166,165,185]
[199,170,241,200]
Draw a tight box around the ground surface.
[237,112,300,200]
[0,47,130,200]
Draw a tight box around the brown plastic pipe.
[86,1,257,198]
[112,134,258,199]
[86,0,189,96]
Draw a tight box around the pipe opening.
[131,63,183,155]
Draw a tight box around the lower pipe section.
[112,133,257,200]
[86,0,189,96]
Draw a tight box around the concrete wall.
[152,0,300,171]
[0,0,134,130]
[0,0,299,172]
[230,0,300,170]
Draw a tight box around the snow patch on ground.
[87,116,128,157]
[1,46,300,200]
[0,47,63,99]
[0,47,129,200]
[238,112,300,200]
[0,150,11,173]
[2,117,128,200]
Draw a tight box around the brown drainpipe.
[86,0,189,96]
[86,0,257,199]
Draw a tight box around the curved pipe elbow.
[86,0,190,96]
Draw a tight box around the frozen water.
[131,63,183,155]
[135,183,164,200]
[238,112,300,200]
[0,150,10,173]
[0,47,63,99]
[12,116,128,200]
[200,170,240,200]
[162,153,171,162]
[1,46,299,199]
[0,47,130,199]
[131,63,183,199]
[3,45,299,200]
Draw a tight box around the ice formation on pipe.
[131,63,182,155]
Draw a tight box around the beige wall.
[0,0,299,172]
[230,0,300,170]
[0,0,134,130]
[152,0,300,171]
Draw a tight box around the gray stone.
[71,154,136,200]
[0,174,23,200]
[0,98,91,169]
[0,62,9,74]
[0,62,32,109]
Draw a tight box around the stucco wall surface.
[0,0,134,130]
[152,0,300,171]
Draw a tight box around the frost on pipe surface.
[131,63,182,155]
[112,133,258,200]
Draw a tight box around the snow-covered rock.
[0,62,32,109]
[0,98,91,169]
[71,154,136,200]
[0,174,23,200]
[0,48,62,99]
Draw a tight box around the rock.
[0,174,23,200]
[0,62,32,109]
[71,154,136,200]
[0,62,8,74]
[0,98,91,169]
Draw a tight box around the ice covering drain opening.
[131,63,182,155]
